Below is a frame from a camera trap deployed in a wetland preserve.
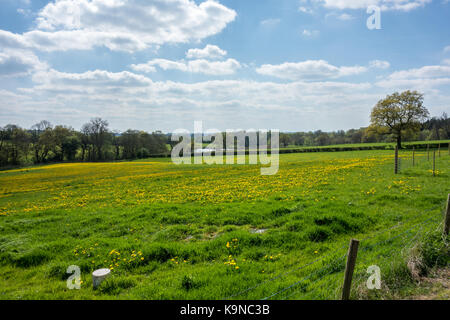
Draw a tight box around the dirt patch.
[409,268,450,300]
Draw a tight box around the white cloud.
[260,18,281,27]
[256,60,367,80]
[308,0,432,11]
[302,29,320,37]
[337,13,354,20]
[31,69,153,89]
[387,65,450,79]
[186,59,241,75]
[369,60,390,69]
[298,6,314,14]
[376,64,450,92]
[444,45,450,53]
[0,30,29,50]
[5,63,450,132]
[2,0,237,53]
[376,78,450,92]
[0,49,47,78]
[186,44,227,60]
[10,67,378,131]
[26,30,148,53]
[131,58,241,76]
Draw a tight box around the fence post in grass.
[438,144,441,157]
[433,151,436,176]
[341,239,359,300]
[394,145,399,174]
[444,194,450,236]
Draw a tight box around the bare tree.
[81,118,110,160]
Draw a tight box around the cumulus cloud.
[375,64,450,92]
[5,62,450,132]
[0,49,47,78]
[10,67,378,131]
[0,30,30,50]
[31,69,153,89]
[131,43,239,76]
[131,58,241,76]
[255,60,367,80]
[387,65,450,79]
[186,45,227,60]
[1,0,236,53]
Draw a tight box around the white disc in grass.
[92,268,111,289]
[93,268,111,277]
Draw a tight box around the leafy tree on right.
[369,90,430,149]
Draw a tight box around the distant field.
[280,140,450,151]
[0,149,449,299]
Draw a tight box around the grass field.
[0,148,449,300]
[280,140,450,150]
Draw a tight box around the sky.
[0,0,449,133]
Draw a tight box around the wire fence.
[397,144,449,174]
[223,201,447,300]
[221,148,449,300]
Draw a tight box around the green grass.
[280,140,450,150]
[0,149,448,300]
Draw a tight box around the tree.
[52,125,73,161]
[30,120,53,163]
[81,118,110,161]
[79,126,91,161]
[5,125,30,165]
[370,90,429,149]
[62,135,81,161]
[279,133,291,147]
[111,131,121,160]
[120,130,140,159]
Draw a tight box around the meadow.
[0,148,449,300]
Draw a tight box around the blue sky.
[0,0,449,132]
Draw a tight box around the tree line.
[0,118,168,167]
[277,112,449,148]
[1,91,449,168]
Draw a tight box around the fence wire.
[255,203,445,301]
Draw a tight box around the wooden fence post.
[433,151,436,176]
[394,145,399,174]
[427,144,430,161]
[342,239,359,300]
[438,144,441,157]
[444,194,450,236]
